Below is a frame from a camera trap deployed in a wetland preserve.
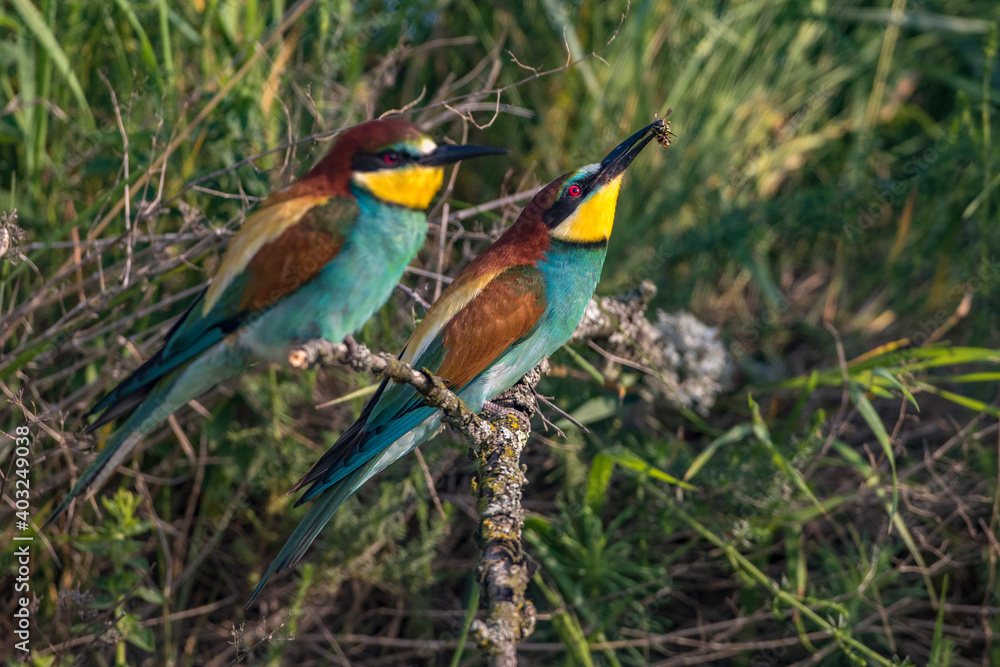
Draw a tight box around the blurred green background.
[1,0,999,664]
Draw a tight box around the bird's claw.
[341,335,367,371]
[481,400,522,419]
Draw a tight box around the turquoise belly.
[243,194,427,361]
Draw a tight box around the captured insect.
[652,109,675,148]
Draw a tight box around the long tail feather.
[45,379,190,528]
[45,425,146,528]
[46,354,235,528]
[246,459,376,607]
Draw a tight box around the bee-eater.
[47,118,505,525]
[249,120,664,603]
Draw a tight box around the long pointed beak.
[418,143,507,166]
[595,120,665,183]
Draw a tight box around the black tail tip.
[43,498,73,530]
[244,572,277,609]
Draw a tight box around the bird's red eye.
[567,184,583,197]
[383,152,400,165]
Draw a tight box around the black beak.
[595,119,665,183]
[417,143,507,166]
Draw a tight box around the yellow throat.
[351,165,445,209]
[550,175,623,244]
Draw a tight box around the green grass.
[1,0,999,664]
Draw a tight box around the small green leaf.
[564,396,619,429]
[872,368,919,410]
[125,623,156,653]
[134,586,168,605]
[585,452,615,512]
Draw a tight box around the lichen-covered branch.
[288,337,538,663]
[572,279,659,341]
[288,337,493,447]
[289,286,729,665]
[468,363,544,665]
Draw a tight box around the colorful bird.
[249,120,665,603]
[46,118,505,526]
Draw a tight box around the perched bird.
[47,118,505,526]
[249,120,665,603]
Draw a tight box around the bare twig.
[287,338,491,447]
[168,52,595,206]
[99,71,134,287]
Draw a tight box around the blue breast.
[459,240,609,408]
[245,188,427,359]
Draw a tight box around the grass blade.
[10,0,94,130]
[850,385,898,520]
[913,380,1000,417]
[683,423,752,482]
[748,395,826,517]
[605,446,696,491]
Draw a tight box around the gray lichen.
[0,210,27,263]
[572,280,734,414]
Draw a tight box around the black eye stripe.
[538,173,600,227]
[351,149,416,172]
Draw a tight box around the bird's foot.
[341,335,368,371]
[342,334,360,356]
[481,400,524,420]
